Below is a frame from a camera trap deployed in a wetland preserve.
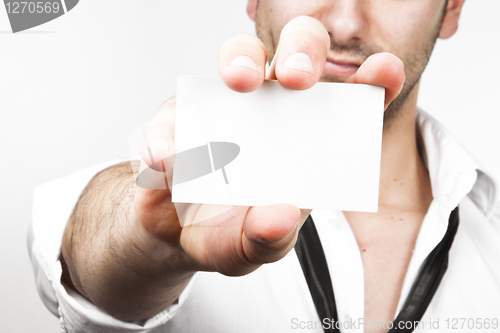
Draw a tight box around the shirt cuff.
[51,260,198,333]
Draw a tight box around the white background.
[0,1,499,331]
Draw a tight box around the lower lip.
[323,60,360,79]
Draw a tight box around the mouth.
[323,56,362,79]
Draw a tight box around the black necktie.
[294,207,459,333]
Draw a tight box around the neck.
[377,81,433,213]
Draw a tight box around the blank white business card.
[173,76,384,212]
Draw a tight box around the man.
[29,0,500,332]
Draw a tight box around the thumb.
[241,204,306,264]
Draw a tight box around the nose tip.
[328,31,361,48]
[328,17,366,47]
[320,2,367,47]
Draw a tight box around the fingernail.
[230,56,258,71]
[283,53,314,74]
[147,140,170,162]
[254,225,297,244]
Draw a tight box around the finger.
[219,34,267,93]
[268,16,330,90]
[136,98,176,196]
[241,204,311,264]
[344,52,405,110]
[140,98,177,173]
[134,98,180,238]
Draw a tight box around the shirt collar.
[416,108,497,218]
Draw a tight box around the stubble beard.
[254,4,448,123]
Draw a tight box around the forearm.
[61,160,195,322]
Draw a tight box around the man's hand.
[219,16,404,106]
[135,15,404,275]
[62,15,404,322]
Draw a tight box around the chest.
[167,203,500,333]
[344,211,425,333]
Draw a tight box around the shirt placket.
[313,209,366,333]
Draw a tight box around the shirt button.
[344,314,352,328]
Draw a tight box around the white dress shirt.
[29,109,500,333]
